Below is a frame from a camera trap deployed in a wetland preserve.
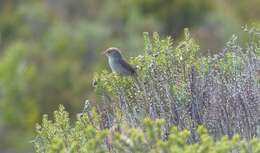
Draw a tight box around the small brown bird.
[104,47,136,76]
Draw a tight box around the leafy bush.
[34,29,260,152]
[93,29,260,140]
[34,105,260,153]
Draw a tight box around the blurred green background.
[0,0,259,152]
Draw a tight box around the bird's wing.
[121,59,136,75]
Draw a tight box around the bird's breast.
[108,58,132,75]
[108,58,121,73]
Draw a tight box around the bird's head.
[103,47,122,58]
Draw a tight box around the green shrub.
[93,29,259,140]
[34,105,260,153]
[34,29,260,152]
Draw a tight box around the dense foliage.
[34,30,260,152]
[34,105,260,153]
